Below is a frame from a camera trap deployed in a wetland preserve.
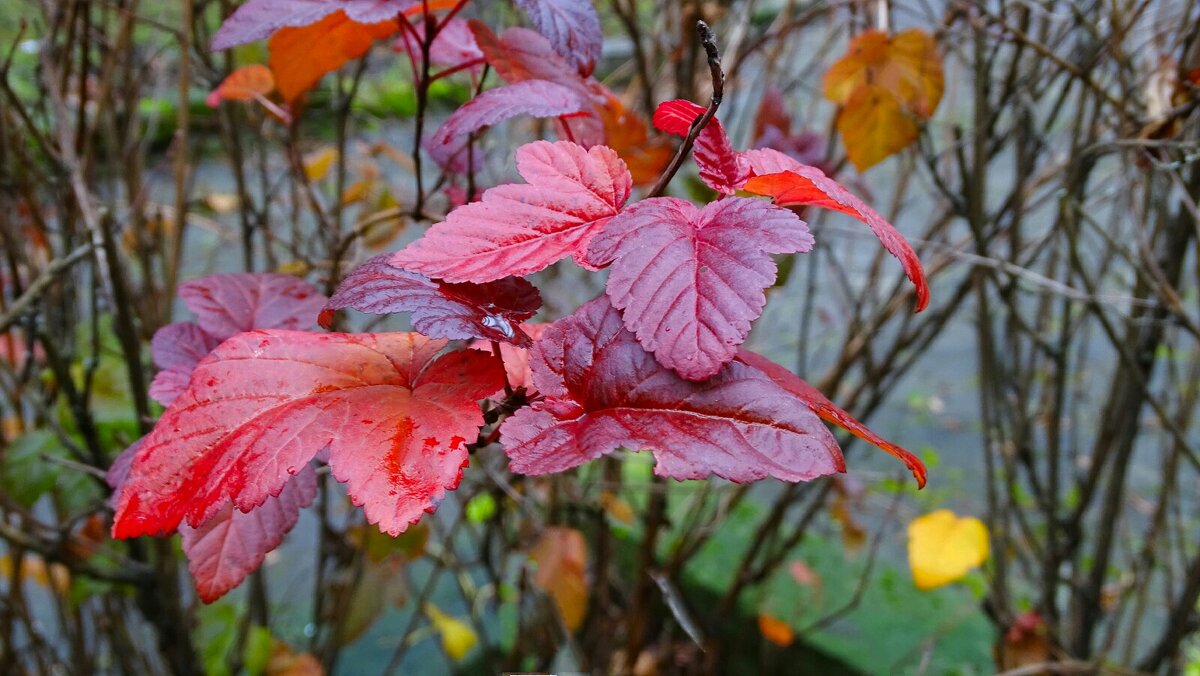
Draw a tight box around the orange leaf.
[266,640,324,676]
[823,28,943,117]
[403,0,462,16]
[758,613,794,647]
[835,83,919,172]
[206,64,275,106]
[529,526,588,631]
[269,11,398,102]
[596,92,672,185]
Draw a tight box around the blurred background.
[1,0,1199,673]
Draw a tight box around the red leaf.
[471,323,550,397]
[741,148,929,311]
[211,0,410,50]
[500,296,845,481]
[512,0,602,77]
[148,322,221,406]
[652,99,749,194]
[111,331,504,538]
[426,80,589,162]
[393,18,483,71]
[734,349,927,487]
[392,140,631,282]
[180,466,318,602]
[178,273,327,339]
[585,197,813,381]
[323,254,542,346]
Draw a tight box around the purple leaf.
[178,273,327,339]
[323,254,542,346]
[499,296,845,481]
[585,197,813,381]
[512,0,603,77]
[148,323,222,407]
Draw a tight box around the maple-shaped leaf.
[393,141,631,282]
[148,322,221,406]
[206,65,275,107]
[741,148,929,312]
[585,197,813,381]
[268,11,399,102]
[500,296,845,481]
[112,331,504,538]
[178,273,327,338]
[393,18,483,71]
[211,0,411,50]
[426,80,589,164]
[733,348,927,487]
[652,99,749,194]
[180,466,318,602]
[512,0,602,78]
[322,254,542,346]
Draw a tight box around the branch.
[647,21,724,198]
[0,243,93,334]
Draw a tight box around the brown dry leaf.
[995,612,1051,671]
[835,83,920,172]
[269,12,398,102]
[0,555,71,594]
[529,526,588,631]
[757,613,794,647]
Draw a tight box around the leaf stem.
[490,340,513,398]
[647,20,724,198]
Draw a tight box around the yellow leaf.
[206,192,240,213]
[424,603,478,661]
[529,527,589,631]
[599,491,635,524]
[823,28,943,118]
[907,510,989,590]
[757,613,794,647]
[303,148,338,182]
[836,84,919,172]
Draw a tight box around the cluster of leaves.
[110,0,934,605]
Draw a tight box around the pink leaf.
[733,349,927,487]
[741,148,929,311]
[322,254,542,346]
[211,0,411,50]
[512,0,603,77]
[178,273,328,339]
[111,331,504,538]
[652,99,749,194]
[148,322,222,406]
[426,80,588,163]
[394,18,483,71]
[500,296,845,482]
[585,197,813,381]
[180,466,318,602]
[393,140,631,282]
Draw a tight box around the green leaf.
[465,493,497,523]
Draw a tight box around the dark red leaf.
[180,466,318,602]
[652,99,749,194]
[178,273,328,339]
[393,140,631,282]
[426,80,588,164]
[741,148,929,311]
[512,0,603,77]
[323,254,542,346]
[112,331,504,538]
[211,0,411,50]
[148,322,221,406]
[500,296,845,481]
[733,349,927,487]
[585,197,812,381]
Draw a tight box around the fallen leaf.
[907,509,989,590]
